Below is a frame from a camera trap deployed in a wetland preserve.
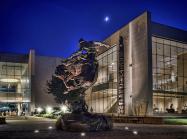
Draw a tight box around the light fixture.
[48,126,53,129]
[46,106,53,114]
[133,130,138,135]
[81,132,86,137]
[61,105,68,113]
[37,107,43,113]
[34,130,39,133]
[125,127,129,130]
[0,78,19,83]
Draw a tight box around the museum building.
[85,11,187,116]
[0,11,187,116]
[0,50,62,115]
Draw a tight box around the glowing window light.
[0,78,19,83]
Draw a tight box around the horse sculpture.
[48,39,113,131]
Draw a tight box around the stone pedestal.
[56,112,113,132]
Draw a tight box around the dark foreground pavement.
[0,117,187,139]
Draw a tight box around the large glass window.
[152,36,187,114]
[85,46,117,114]
[0,62,31,115]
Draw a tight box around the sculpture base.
[56,112,113,132]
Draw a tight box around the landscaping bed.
[0,117,6,124]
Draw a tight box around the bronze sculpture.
[47,39,113,131]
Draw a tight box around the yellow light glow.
[0,78,19,83]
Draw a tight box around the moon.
[104,16,109,22]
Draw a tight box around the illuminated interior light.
[21,79,29,83]
[0,78,19,83]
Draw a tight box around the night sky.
[0,0,187,58]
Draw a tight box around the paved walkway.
[0,117,187,139]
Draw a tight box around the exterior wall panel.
[31,55,62,109]
[129,12,152,116]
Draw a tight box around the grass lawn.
[164,118,187,125]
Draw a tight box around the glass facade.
[86,37,187,115]
[85,46,117,114]
[152,36,187,113]
[0,62,31,115]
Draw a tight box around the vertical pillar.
[28,50,35,114]
[124,11,153,116]
[17,103,21,116]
